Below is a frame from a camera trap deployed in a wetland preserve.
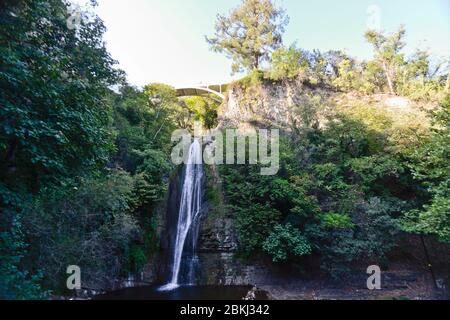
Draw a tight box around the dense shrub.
[263,224,311,262]
[24,171,139,290]
[402,96,450,242]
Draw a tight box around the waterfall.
[159,139,203,291]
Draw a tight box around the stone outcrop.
[218,78,335,128]
[218,78,431,133]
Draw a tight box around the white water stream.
[159,139,203,291]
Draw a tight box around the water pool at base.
[94,285,267,300]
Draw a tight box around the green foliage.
[181,96,219,129]
[143,83,188,135]
[234,202,281,257]
[305,50,331,84]
[219,101,415,275]
[134,149,171,201]
[110,84,175,211]
[360,61,386,94]
[235,69,265,88]
[402,96,450,242]
[290,94,323,130]
[0,1,177,298]
[1,0,448,297]
[320,213,354,229]
[129,245,148,273]
[261,26,449,100]
[332,58,360,91]
[0,0,127,298]
[0,0,123,189]
[204,165,225,218]
[306,197,401,277]
[358,26,448,98]
[262,224,311,262]
[269,45,308,80]
[346,155,404,193]
[24,170,140,290]
[0,216,48,299]
[365,25,406,94]
[337,103,393,134]
[206,0,289,73]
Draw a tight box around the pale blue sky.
[80,0,449,87]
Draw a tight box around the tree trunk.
[446,70,450,92]
[383,62,395,95]
[420,235,438,289]
[253,53,260,70]
[3,137,18,175]
[4,137,18,164]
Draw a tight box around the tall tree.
[365,25,406,95]
[0,0,124,190]
[0,0,123,298]
[206,0,288,74]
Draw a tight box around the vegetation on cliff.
[219,91,449,276]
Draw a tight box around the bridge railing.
[175,83,228,100]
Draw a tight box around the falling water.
[159,139,203,291]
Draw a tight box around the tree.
[0,0,123,191]
[403,96,450,243]
[218,100,417,274]
[143,83,189,132]
[332,58,359,91]
[0,214,47,299]
[181,96,219,129]
[24,170,140,290]
[365,25,406,95]
[0,0,134,297]
[110,84,175,207]
[206,0,288,74]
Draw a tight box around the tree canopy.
[206,0,289,74]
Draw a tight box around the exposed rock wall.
[218,78,429,132]
[218,78,335,128]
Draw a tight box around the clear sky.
[76,0,450,88]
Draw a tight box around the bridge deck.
[176,84,228,100]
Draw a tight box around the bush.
[0,216,48,299]
[235,69,265,89]
[234,203,281,257]
[306,197,400,277]
[263,224,311,262]
[269,45,308,80]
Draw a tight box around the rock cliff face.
[141,168,183,284]
[218,78,429,132]
[196,208,279,286]
[218,78,334,128]
[196,164,243,285]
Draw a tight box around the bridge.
[176,84,228,102]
